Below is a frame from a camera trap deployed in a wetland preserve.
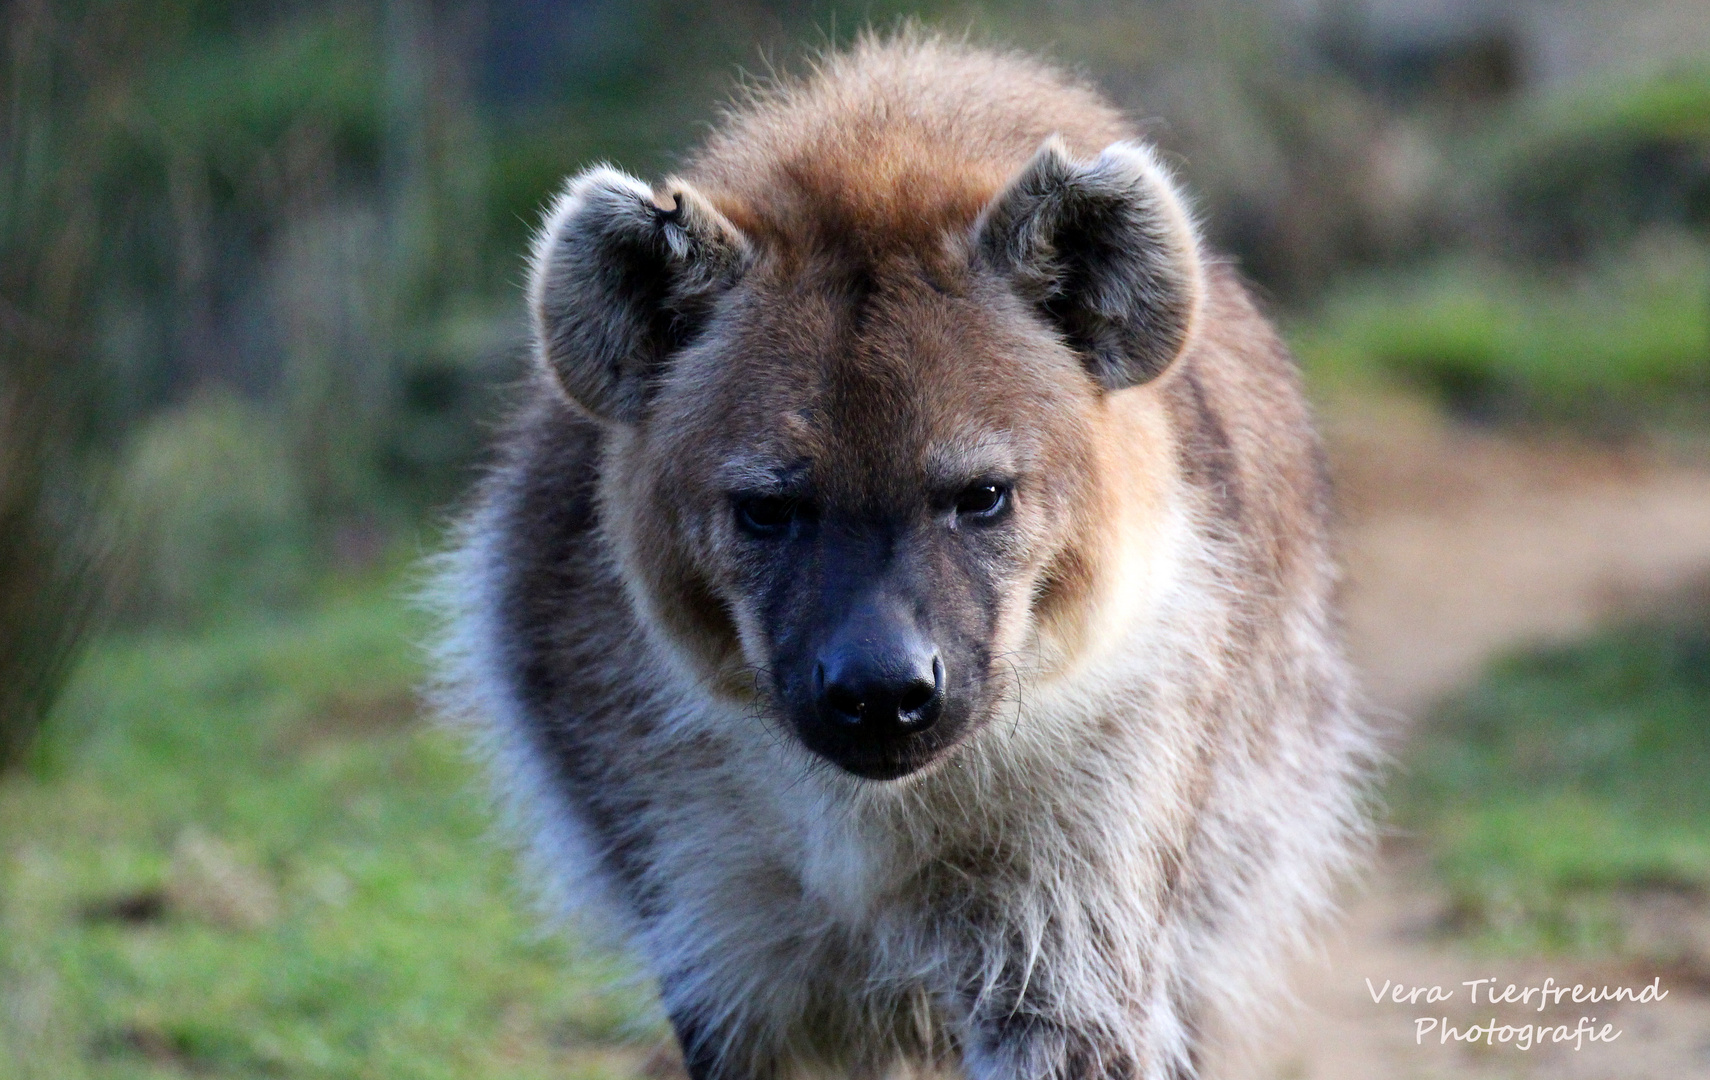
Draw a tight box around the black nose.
[814,640,944,736]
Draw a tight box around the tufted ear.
[529,167,751,422]
[973,138,1205,391]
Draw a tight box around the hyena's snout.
[791,594,953,781]
[815,598,944,733]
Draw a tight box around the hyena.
[435,33,1374,1080]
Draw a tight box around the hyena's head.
[529,138,1204,780]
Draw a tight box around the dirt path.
[1255,403,1710,1080]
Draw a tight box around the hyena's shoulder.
[484,391,620,684]
[452,387,674,910]
[1162,263,1333,591]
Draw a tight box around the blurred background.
[2,1,1709,1077]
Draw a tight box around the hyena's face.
[529,139,1203,779]
[626,264,1103,780]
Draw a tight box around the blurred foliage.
[2,0,518,653]
[115,394,309,623]
[1293,237,1710,432]
[0,0,134,770]
[1487,64,1710,259]
[1399,588,1710,952]
[0,582,661,1079]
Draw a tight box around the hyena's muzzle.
[763,522,997,782]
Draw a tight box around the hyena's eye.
[954,482,1010,521]
[733,494,798,537]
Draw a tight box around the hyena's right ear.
[529,167,751,423]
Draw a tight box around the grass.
[1398,589,1710,953]
[0,577,662,1080]
[1291,238,1710,431]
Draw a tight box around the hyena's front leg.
[665,1004,728,1080]
[951,948,1192,1080]
[665,999,785,1080]
[960,1012,1156,1080]
[660,971,798,1080]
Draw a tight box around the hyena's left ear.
[529,167,751,422]
[973,137,1205,390]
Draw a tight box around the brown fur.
[435,32,1373,1080]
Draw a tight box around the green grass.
[1291,240,1710,430]
[0,580,662,1080]
[1398,592,1710,952]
